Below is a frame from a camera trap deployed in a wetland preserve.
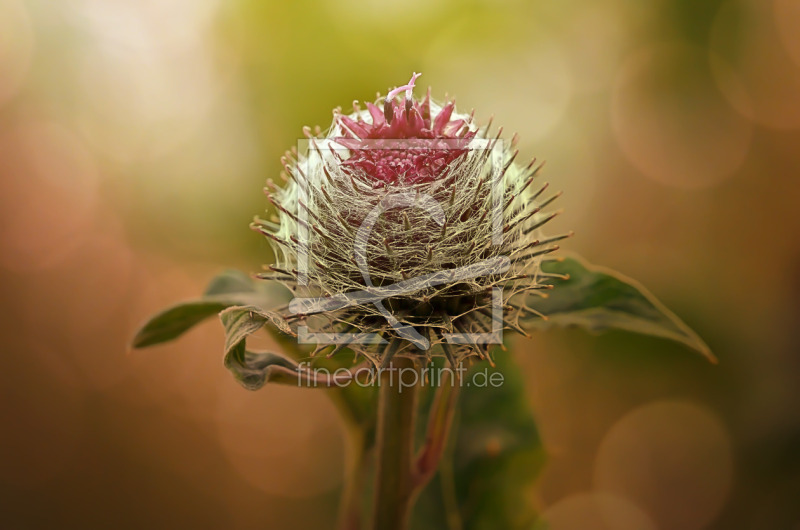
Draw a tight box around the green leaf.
[413,351,545,530]
[130,295,260,349]
[524,255,714,361]
[130,269,285,350]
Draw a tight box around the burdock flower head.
[253,73,571,367]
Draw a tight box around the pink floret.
[334,91,475,185]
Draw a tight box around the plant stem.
[338,428,369,530]
[415,367,459,485]
[370,354,419,530]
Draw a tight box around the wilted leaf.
[524,255,714,361]
[223,341,302,390]
[219,305,303,390]
[220,305,294,352]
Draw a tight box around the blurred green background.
[1,0,799,528]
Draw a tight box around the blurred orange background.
[1,0,799,528]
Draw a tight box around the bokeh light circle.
[216,383,344,499]
[710,0,800,129]
[538,492,658,530]
[774,0,800,69]
[16,234,137,392]
[0,120,100,272]
[70,0,223,162]
[611,42,752,190]
[594,400,734,530]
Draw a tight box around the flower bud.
[254,74,568,365]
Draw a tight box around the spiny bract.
[253,73,571,367]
